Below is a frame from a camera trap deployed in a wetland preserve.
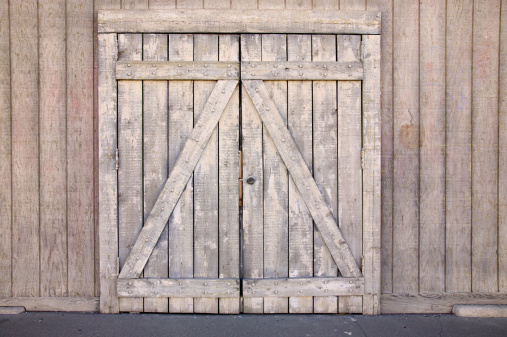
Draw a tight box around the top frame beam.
[98,9,381,35]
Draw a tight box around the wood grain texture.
[262,33,289,314]
[241,61,363,80]
[381,293,507,314]
[392,0,419,293]
[337,35,363,314]
[232,0,258,9]
[218,34,240,314]
[367,0,394,295]
[142,33,169,313]
[313,0,338,10]
[419,0,446,293]
[116,61,239,80]
[446,0,473,293]
[243,278,364,297]
[362,34,381,315]
[39,0,68,298]
[286,0,312,9]
[10,0,40,298]
[0,0,11,299]
[241,34,264,314]
[471,0,500,293]
[193,33,219,314]
[98,10,382,34]
[118,33,144,313]
[177,0,203,8]
[148,0,176,9]
[311,34,337,314]
[500,0,507,292]
[168,33,194,313]
[98,33,119,313]
[0,297,99,312]
[68,0,96,298]
[287,34,313,315]
[118,278,240,298]
[244,80,362,278]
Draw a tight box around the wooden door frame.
[98,9,381,314]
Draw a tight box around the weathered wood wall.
[0,0,505,313]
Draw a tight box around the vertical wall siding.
[0,0,505,310]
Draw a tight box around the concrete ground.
[1,313,507,337]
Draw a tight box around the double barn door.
[98,10,381,315]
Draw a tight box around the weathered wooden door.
[98,10,381,315]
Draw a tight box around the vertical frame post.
[98,33,119,314]
[362,34,381,315]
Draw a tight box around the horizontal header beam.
[243,277,364,297]
[116,61,239,80]
[242,61,363,80]
[99,9,381,34]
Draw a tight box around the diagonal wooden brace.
[243,79,362,278]
[119,80,238,279]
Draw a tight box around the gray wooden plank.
[367,0,394,295]
[98,10,382,35]
[232,0,257,9]
[118,80,238,279]
[0,297,100,312]
[168,33,194,313]
[39,0,68,298]
[10,0,40,298]
[177,0,203,8]
[337,35,363,314]
[98,33,119,313]
[392,0,420,293]
[362,34,381,315]
[193,33,219,314]
[240,61,363,80]
[116,61,239,80]
[0,0,11,298]
[243,278,364,297]
[218,34,241,314]
[445,0,473,293]
[143,33,169,313]
[312,0,338,10]
[500,0,507,293]
[381,293,507,314]
[68,0,96,298]
[241,34,264,314]
[118,33,144,313]
[287,34,315,314]
[258,0,284,9]
[472,0,500,293]
[118,278,240,298]
[149,0,176,8]
[419,0,446,293]
[244,80,362,278]
[262,33,289,314]
[204,0,229,8]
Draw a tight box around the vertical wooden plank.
[362,34,381,316]
[0,0,11,298]
[259,0,283,9]
[446,0,473,293]
[337,35,363,314]
[143,33,169,313]
[218,34,240,314]
[286,0,311,9]
[241,34,263,314]
[392,0,420,293]
[122,0,148,7]
[262,34,289,314]
[149,0,176,8]
[118,33,144,313]
[10,0,39,298]
[287,35,316,313]
[472,0,500,293]
[168,33,194,313]
[312,0,338,9]
[367,0,394,295]
[39,0,67,297]
[231,0,258,9]
[98,32,119,313]
[418,0,446,293]
[310,34,337,314]
[177,0,203,8]
[204,0,230,8]
[193,34,219,314]
[341,0,365,9]
[68,0,96,298]
[500,0,507,293]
